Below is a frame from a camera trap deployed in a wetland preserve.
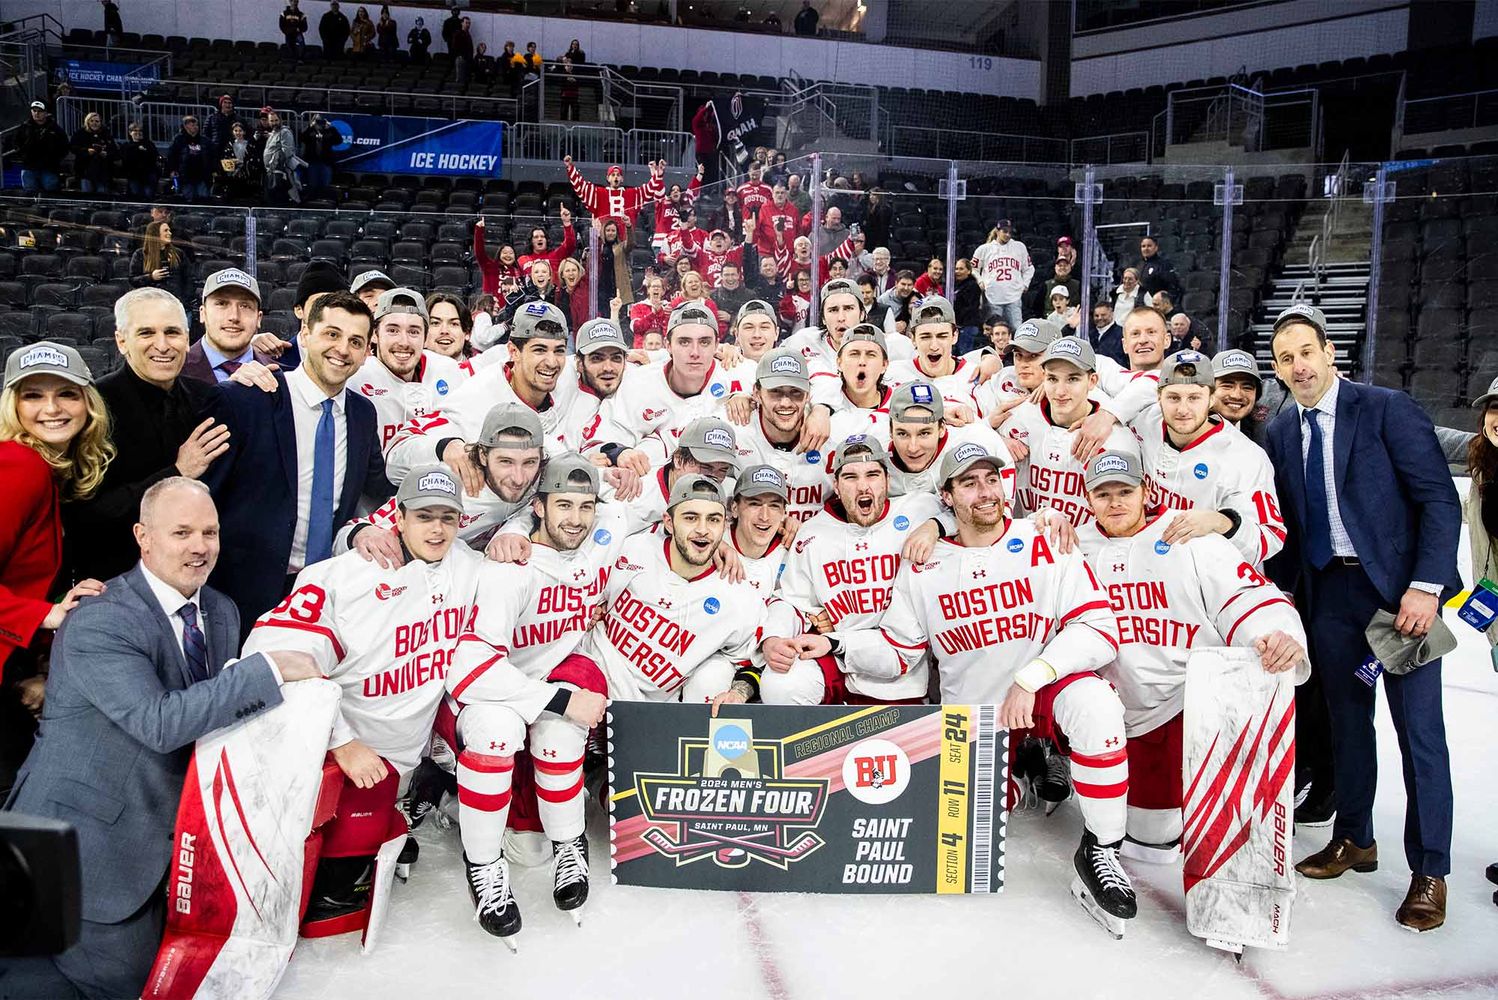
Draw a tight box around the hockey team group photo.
[1,2,1497,999]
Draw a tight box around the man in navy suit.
[1264,303,1460,932]
[0,478,320,999]
[203,291,393,634]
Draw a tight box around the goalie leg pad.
[1048,674,1128,845]
[301,767,406,939]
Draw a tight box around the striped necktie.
[179,602,210,684]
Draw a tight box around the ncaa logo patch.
[713,724,751,759]
[893,515,909,530]
[593,528,612,545]
[703,597,721,615]
[1155,540,1172,555]
[709,382,727,398]
[435,379,449,395]
[842,738,911,805]
[805,450,821,464]
[1007,538,1024,553]
[1193,463,1209,480]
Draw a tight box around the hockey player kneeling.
[785,441,1137,937]
[1076,449,1308,953]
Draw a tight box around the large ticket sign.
[609,702,1006,894]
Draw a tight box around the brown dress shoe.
[1295,837,1378,879]
[1396,875,1447,932]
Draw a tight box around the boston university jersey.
[887,422,1014,501]
[842,518,1119,705]
[1077,516,1306,736]
[335,484,531,555]
[782,326,915,382]
[1131,410,1286,567]
[349,351,466,450]
[582,359,746,459]
[884,357,984,414]
[580,533,789,701]
[242,544,487,772]
[733,533,787,602]
[1002,399,1141,526]
[779,492,942,701]
[736,413,835,523]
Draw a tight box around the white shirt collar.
[287,364,346,414]
[139,562,202,622]
[1299,374,1339,421]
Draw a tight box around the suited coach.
[0,478,320,1000]
[1264,303,1461,932]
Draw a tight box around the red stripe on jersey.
[880,629,927,652]
[533,755,584,774]
[1223,597,1293,646]
[1073,778,1129,798]
[253,618,346,660]
[1071,747,1127,768]
[457,787,512,811]
[1057,599,1111,630]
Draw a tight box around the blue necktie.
[1302,408,1334,570]
[307,398,335,565]
[179,602,209,684]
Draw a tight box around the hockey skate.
[395,836,419,882]
[1008,737,1043,810]
[302,856,375,934]
[1120,835,1181,864]
[1488,862,1498,907]
[1037,741,1073,815]
[1071,830,1137,940]
[405,756,456,831]
[465,854,521,950]
[552,834,591,925]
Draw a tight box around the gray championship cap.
[396,463,464,511]
[1041,336,1095,372]
[1158,349,1215,388]
[1212,349,1262,384]
[819,277,862,307]
[756,348,811,392]
[1084,449,1144,491]
[1011,318,1061,354]
[677,416,742,469]
[938,439,1005,486]
[889,381,943,424]
[202,266,261,304]
[374,287,429,323]
[477,401,544,449]
[667,473,726,511]
[350,269,396,295]
[4,340,93,390]
[575,317,627,355]
[668,302,718,333]
[733,464,789,502]
[1473,374,1498,410]
[538,451,601,495]
[734,299,778,329]
[910,294,956,329]
[1271,302,1327,338]
[510,300,570,342]
[839,322,888,356]
[830,433,889,475]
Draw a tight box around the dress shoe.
[1294,837,1377,879]
[1395,874,1446,932]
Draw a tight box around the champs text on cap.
[416,472,460,495]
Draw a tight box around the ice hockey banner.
[326,115,504,177]
[609,702,1006,894]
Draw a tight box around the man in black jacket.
[319,0,351,58]
[165,115,214,201]
[299,114,339,195]
[1137,234,1181,302]
[281,0,309,56]
[15,101,69,194]
[64,287,227,584]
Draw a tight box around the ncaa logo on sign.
[893,515,909,530]
[436,379,449,395]
[1007,538,1024,553]
[594,528,612,545]
[713,724,752,759]
[1193,463,1209,480]
[703,597,721,615]
[1155,540,1172,555]
[805,450,821,464]
[842,738,910,805]
[710,382,727,398]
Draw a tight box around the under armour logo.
[573,569,587,581]
[1112,563,1125,572]
[1104,737,1120,748]
[432,593,444,604]
[488,741,507,751]
[542,749,558,758]
[658,598,673,609]
[972,570,986,579]
[855,542,869,551]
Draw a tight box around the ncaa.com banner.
[326,114,504,178]
[609,702,1006,894]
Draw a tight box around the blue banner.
[54,59,159,93]
[326,114,503,178]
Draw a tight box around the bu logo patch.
[842,739,910,805]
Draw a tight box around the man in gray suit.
[0,478,319,1000]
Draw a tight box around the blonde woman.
[557,256,591,332]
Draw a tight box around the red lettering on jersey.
[937,579,1035,619]
[1236,561,1270,587]
[1106,580,1167,612]
[823,554,901,589]
[1115,615,1201,647]
[824,586,893,624]
[1029,535,1054,567]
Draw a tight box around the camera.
[0,813,80,958]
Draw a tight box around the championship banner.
[326,114,504,178]
[54,59,159,92]
[609,702,1006,894]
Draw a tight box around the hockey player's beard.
[671,532,719,569]
[541,509,592,552]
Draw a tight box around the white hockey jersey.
[971,238,1033,306]
[884,357,984,414]
[886,422,1015,501]
[349,351,466,451]
[242,545,487,772]
[841,518,1120,705]
[732,532,787,602]
[335,483,531,555]
[1001,399,1141,526]
[778,491,942,701]
[1130,411,1287,567]
[736,413,836,523]
[582,359,748,460]
[1077,515,1307,736]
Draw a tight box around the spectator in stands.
[793,0,820,36]
[861,187,892,250]
[863,246,893,295]
[0,342,112,796]
[349,6,375,55]
[785,173,811,214]
[972,219,1032,332]
[216,120,261,201]
[985,317,1012,358]
[499,40,521,95]
[376,4,398,57]
[558,257,592,333]
[1045,285,1072,328]
[451,16,475,87]
[1087,301,1126,368]
[473,216,521,295]
[665,253,694,298]
[425,291,472,359]
[878,269,917,336]
[64,287,224,583]
[441,5,463,50]
[469,292,502,350]
[204,95,240,156]
[754,183,801,257]
[563,39,587,64]
[166,114,213,202]
[1114,266,1142,320]
[101,0,124,44]
[558,58,582,121]
[780,271,813,333]
[860,274,890,330]
[320,1,351,58]
[714,261,754,329]
[712,187,747,240]
[120,120,159,199]
[818,206,848,249]
[262,108,303,205]
[826,258,849,283]
[737,161,773,219]
[130,221,192,303]
[502,260,563,326]
[518,41,543,82]
[407,16,431,62]
[629,276,671,348]
[69,112,116,196]
[671,271,722,338]
[951,258,983,353]
[281,0,309,56]
[299,113,338,196]
[1168,310,1211,354]
[182,269,270,385]
[914,257,943,298]
[1138,234,1181,302]
[15,101,68,195]
[1055,235,1076,270]
[473,42,496,83]
[518,205,576,279]
[750,255,782,299]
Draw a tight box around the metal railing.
[884,127,1067,164]
[1068,131,1151,165]
[135,78,519,122]
[1399,87,1498,138]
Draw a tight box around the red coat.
[472,222,523,295]
[0,441,61,669]
[628,300,671,347]
[737,180,773,220]
[754,201,802,256]
[517,224,577,279]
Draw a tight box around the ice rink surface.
[278,569,1498,1000]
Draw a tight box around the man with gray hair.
[63,287,231,582]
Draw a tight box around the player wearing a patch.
[976,317,1056,420]
[242,464,483,936]
[729,464,791,600]
[732,348,835,524]
[622,415,745,529]
[1131,351,1286,568]
[1000,337,1139,527]
[559,317,631,452]
[886,381,1013,499]
[777,436,942,704]
[811,322,894,423]
[802,442,1135,936]
[349,288,466,449]
[884,296,987,420]
[385,301,577,484]
[1076,449,1307,864]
